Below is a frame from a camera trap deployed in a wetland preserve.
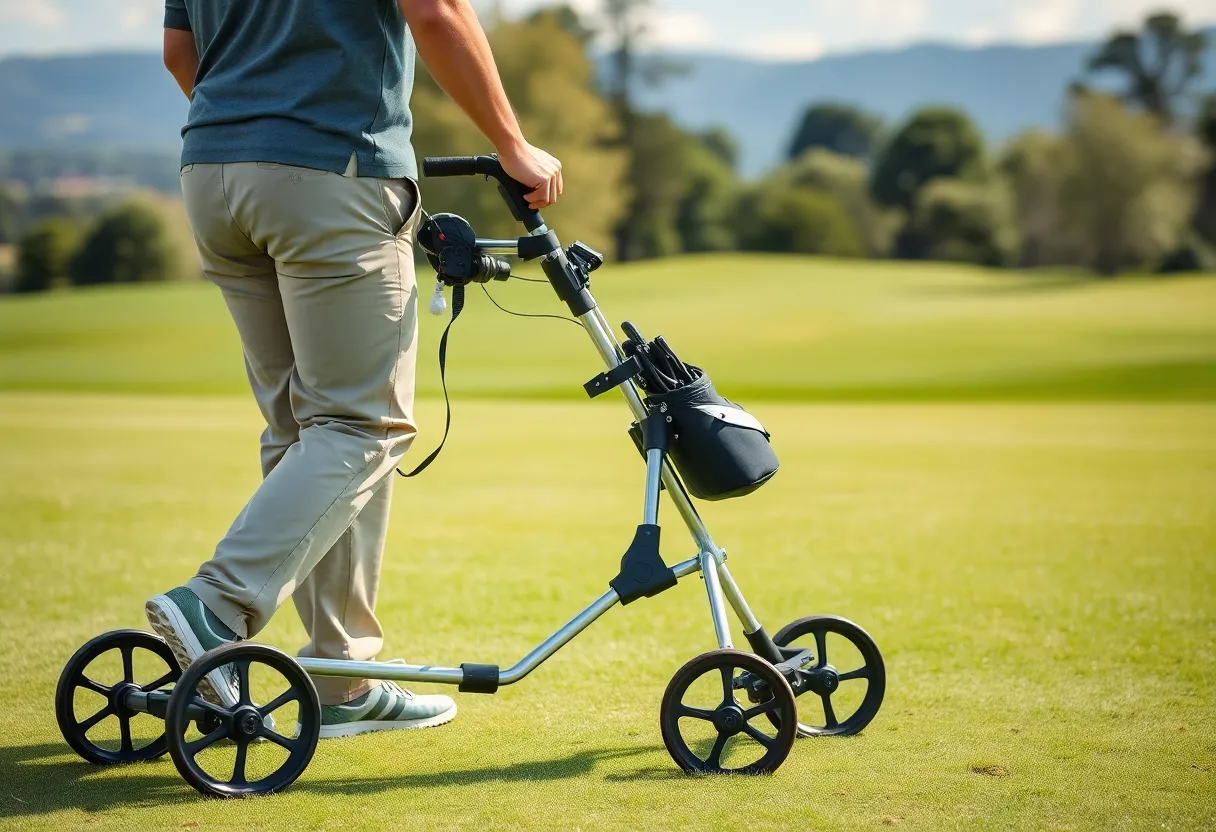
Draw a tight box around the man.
[148,0,562,738]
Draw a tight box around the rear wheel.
[768,615,885,737]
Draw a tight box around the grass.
[0,257,1214,828]
[0,394,1213,830]
[0,255,1212,400]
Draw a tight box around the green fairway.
[0,255,1213,400]
[1,393,1212,830]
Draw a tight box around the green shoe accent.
[315,681,457,739]
[145,586,240,708]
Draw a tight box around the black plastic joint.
[610,524,678,605]
[584,356,641,399]
[458,663,500,694]
[639,412,671,452]
[744,627,785,666]
[517,231,561,261]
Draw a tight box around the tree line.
[2,6,1213,293]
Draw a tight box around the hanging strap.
[398,283,465,478]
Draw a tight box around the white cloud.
[1011,0,1081,43]
[0,0,67,28]
[118,2,151,31]
[647,10,715,50]
[741,30,825,62]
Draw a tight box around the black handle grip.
[422,156,479,177]
[421,154,545,232]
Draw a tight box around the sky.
[0,0,1214,60]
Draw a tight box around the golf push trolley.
[56,156,886,797]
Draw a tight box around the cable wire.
[480,284,584,328]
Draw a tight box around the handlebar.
[422,154,545,233]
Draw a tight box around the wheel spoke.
[676,704,715,722]
[814,630,828,667]
[236,660,251,706]
[821,693,839,728]
[118,715,133,753]
[121,645,134,683]
[743,697,783,720]
[741,723,776,748]
[705,732,728,769]
[185,724,228,757]
[140,671,177,692]
[260,728,297,751]
[259,689,299,717]
[838,666,869,683]
[232,741,248,785]
[78,677,110,696]
[193,696,230,719]
[77,704,114,733]
[719,666,735,706]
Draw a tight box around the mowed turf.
[0,255,1213,400]
[0,394,1213,830]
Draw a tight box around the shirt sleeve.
[164,0,191,31]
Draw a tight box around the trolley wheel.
[55,629,180,765]
[165,642,320,798]
[767,615,885,737]
[660,649,797,775]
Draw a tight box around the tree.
[0,187,21,246]
[1193,93,1216,246]
[785,149,899,257]
[870,107,987,212]
[675,138,738,253]
[1001,131,1069,267]
[898,178,1018,267]
[1054,94,1206,276]
[699,127,739,172]
[410,13,626,248]
[68,202,174,285]
[15,217,80,293]
[1085,11,1208,125]
[786,103,883,161]
[737,185,864,257]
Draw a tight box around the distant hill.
[1,34,1213,177]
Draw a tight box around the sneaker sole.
[305,702,458,740]
[145,594,238,710]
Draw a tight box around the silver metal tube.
[643,448,663,525]
[700,550,734,649]
[298,657,465,685]
[499,588,619,684]
[580,306,715,554]
[474,239,519,255]
[716,562,763,634]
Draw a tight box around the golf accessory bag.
[622,323,779,501]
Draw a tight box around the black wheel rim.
[165,642,320,798]
[660,649,797,775]
[55,629,180,765]
[769,615,885,737]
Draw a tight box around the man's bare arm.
[163,28,199,99]
[398,0,562,208]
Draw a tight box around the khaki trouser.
[180,161,421,704]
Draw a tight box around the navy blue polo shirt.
[165,0,418,179]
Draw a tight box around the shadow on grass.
[0,741,669,816]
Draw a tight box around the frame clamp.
[610,524,678,605]
[584,355,641,399]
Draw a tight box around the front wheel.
[164,642,320,798]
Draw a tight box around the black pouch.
[646,369,779,501]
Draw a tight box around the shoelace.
[381,680,414,701]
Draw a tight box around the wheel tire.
[55,629,180,765]
[165,642,320,798]
[660,648,797,775]
[769,615,885,738]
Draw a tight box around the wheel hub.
[712,704,746,735]
[808,665,840,695]
[110,681,138,718]
[233,706,262,741]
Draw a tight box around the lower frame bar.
[298,556,702,690]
